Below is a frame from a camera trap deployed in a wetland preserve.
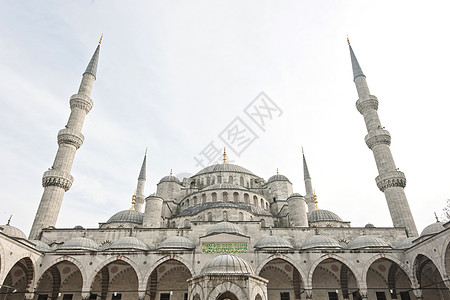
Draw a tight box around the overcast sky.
[1,1,449,236]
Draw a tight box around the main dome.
[195,164,254,176]
[201,254,254,275]
[106,209,144,224]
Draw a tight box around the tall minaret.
[134,149,147,212]
[29,38,101,239]
[349,39,418,236]
[302,148,315,213]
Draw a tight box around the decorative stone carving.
[42,170,74,191]
[375,171,406,192]
[364,129,391,149]
[356,95,378,114]
[70,93,93,113]
[57,128,84,149]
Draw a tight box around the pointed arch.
[362,254,414,287]
[143,255,195,289]
[207,281,248,300]
[34,256,86,289]
[189,283,205,300]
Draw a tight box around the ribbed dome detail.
[254,236,293,249]
[59,237,98,251]
[267,174,290,183]
[201,254,254,275]
[195,164,254,176]
[308,209,343,222]
[0,224,26,239]
[347,235,391,249]
[395,237,415,249]
[108,237,149,251]
[301,235,341,249]
[157,236,196,250]
[106,210,144,224]
[206,221,246,236]
[420,222,444,237]
[202,183,248,191]
[30,240,52,252]
[159,175,181,184]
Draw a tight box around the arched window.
[211,176,215,184]
[212,192,217,202]
[244,193,249,204]
[239,212,244,221]
[193,196,198,206]
[233,192,239,202]
[250,179,254,188]
[201,178,204,185]
[186,199,190,207]
[223,192,228,202]
[207,212,212,221]
[184,219,190,228]
[265,202,269,210]
[201,193,206,204]
[260,198,264,208]
[207,177,211,185]
[223,211,228,221]
[217,175,222,183]
[190,181,195,188]
[240,176,244,186]
[196,179,200,186]
[253,195,258,206]
[260,219,266,227]
[228,175,233,183]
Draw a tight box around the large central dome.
[195,163,254,176]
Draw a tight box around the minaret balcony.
[70,93,93,113]
[42,170,74,191]
[57,128,84,149]
[356,95,378,114]
[375,170,406,192]
[364,129,391,149]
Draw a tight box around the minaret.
[134,149,147,212]
[29,38,101,239]
[302,148,315,213]
[349,39,418,236]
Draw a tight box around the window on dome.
[239,212,244,221]
[193,196,198,205]
[240,176,244,186]
[233,192,239,202]
[244,193,249,204]
[217,176,222,183]
[223,192,228,202]
[208,212,212,221]
[260,219,266,227]
[229,176,233,183]
[260,198,264,207]
[253,196,258,206]
[207,177,211,185]
[223,211,228,221]
[212,193,217,202]
[201,194,206,204]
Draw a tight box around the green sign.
[202,242,248,254]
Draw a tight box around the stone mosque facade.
[1,39,450,300]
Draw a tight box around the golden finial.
[130,190,136,210]
[170,169,173,176]
[99,34,103,45]
[314,190,318,210]
[223,147,227,164]
[277,168,279,175]
[145,147,148,155]
[347,36,350,46]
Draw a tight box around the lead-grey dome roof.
[157,236,196,250]
[106,209,144,224]
[254,236,293,250]
[308,209,343,222]
[301,235,342,249]
[202,183,248,191]
[195,164,254,176]
[347,235,391,249]
[159,175,182,184]
[206,221,246,236]
[287,193,304,199]
[0,224,26,239]
[30,240,52,252]
[108,237,149,251]
[177,202,272,217]
[396,237,415,249]
[267,174,290,183]
[59,237,98,251]
[420,222,444,237]
[201,254,254,275]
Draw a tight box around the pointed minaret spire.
[29,40,101,239]
[350,41,418,237]
[302,147,315,213]
[134,149,147,212]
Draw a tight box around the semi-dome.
[347,235,391,249]
[59,237,98,251]
[0,224,27,239]
[254,236,293,249]
[157,236,196,250]
[202,183,248,191]
[108,237,149,251]
[396,237,415,249]
[159,175,182,184]
[365,223,375,228]
[201,254,254,275]
[106,209,144,224]
[301,235,341,249]
[308,209,343,222]
[30,240,52,252]
[206,221,246,236]
[420,222,444,237]
[287,193,304,199]
[195,164,254,176]
[267,174,290,183]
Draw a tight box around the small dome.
[159,175,182,184]
[254,236,293,249]
[206,221,246,236]
[365,223,375,228]
[108,237,149,251]
[74,225,84,229]
[301,235,342,250]
[396,237,415,249]
[420,222,444,237]
[202,183,248,191]
[195,164,254,176]
[201,254,254,275]
[157,236,196,250]
[267,174,290,183]
[106,209,144,224]
[59,237,98,251]
[287,193,304,199]
[0,224,26,239]
[308,209,343,222]
[347,235,391,249]
[30,240,52,252]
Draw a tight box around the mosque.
[0,38,449,300]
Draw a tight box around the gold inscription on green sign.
[202,243,248,254]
